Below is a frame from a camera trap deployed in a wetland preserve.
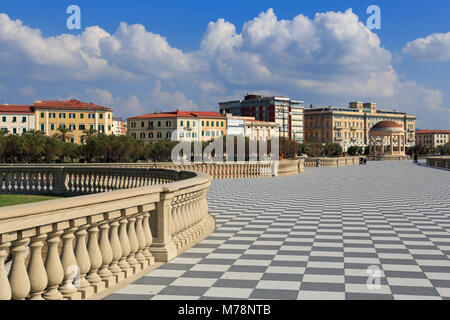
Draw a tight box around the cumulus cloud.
[0,9,448,127]
[403,32,450,61]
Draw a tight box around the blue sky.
[0,0,449,128]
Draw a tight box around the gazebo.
[369,121,407,158]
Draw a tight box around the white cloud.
[0,9,448,128]
[403,32,450,61]
[83,88,115,106]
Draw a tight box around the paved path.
[106,161,450,300]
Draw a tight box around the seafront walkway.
[107,161,450,300]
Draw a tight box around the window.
[99,114,104,119]
[216,121,219,127]
[40,113,45,118]
[141,121,145,128]
[202,121,204,126]
[22,117,27,123]
[140,133,145,139]
[206,131,210,137]
[60,124,66,129]
[49,113,56,118]
[2,116,6,122]
[166,132,171,139]
[187,121,190,128]
[108,125,111,131]
[50,124,55,130]
[180,132,184,138]
[12,117,17,123]
[108,114,111,119]
[193,133,196,138]
[90,124,94,130]
[69,124,76,130]
[166,121,171,127]
[12,128,17,134]
[40,124,45,131]
[88,114,95,119]
[149,132,153,138]
[158,121,161,127]
[207,121,210,126]
[59,113,66,119]
[157,132,162,138]
[221,121,224,127]
[69,113,76,119]
[180,121,183,127]
[186,132,191,138]
[98,125,104,133]
[79,124,85,130]
[23,128,27,133]
[149,121,153,128]
[202,131,204,136]
[193,122,196,127]
[80,113,84,119]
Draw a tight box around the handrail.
[0,167,214,300]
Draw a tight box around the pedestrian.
[414,153,418,164]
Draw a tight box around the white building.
[0,105,35,134]
[226,113,279,140]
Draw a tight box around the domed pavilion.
[369,121,407,159]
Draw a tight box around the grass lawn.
[0,194,61,208]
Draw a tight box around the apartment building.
[112,117,127,135]
[0,105,35,134]
[219,94,304,143]
[304,102,416,151]
[415,130,450,148]
[128,111,200,143]
[191,111,227,142]
[225,113,279,141]
[33,99,113,144]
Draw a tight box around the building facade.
[415,130,450,148]
[219,94,304,143]
[304,102,416,151]
[128,111,201,143]
[112,117,127,135]
[190,112,227,142]
[0,105,35,134]
[33,99,113,144]
[225,113,278,141]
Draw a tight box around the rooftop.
[33,99,112,112]
[0,105,34,114]
[128,110,225,121]
[416,130,450,134]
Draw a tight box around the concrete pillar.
[390,134,394,155]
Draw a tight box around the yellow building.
[191,111,227,141]
[415,130,450,148]
[33,99,113,144]
[128,111,199,143]
[304,102,416,151]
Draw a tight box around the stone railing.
[304,157,362,168]
[426,157,450,169]
[278,159,305,176]
[1,161,303,180]
[0,167,214,300]
[0,166,181,196]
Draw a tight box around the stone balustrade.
[304,157,362,168]
[0,167,214,300]
[426,157,450,169]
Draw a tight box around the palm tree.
[82,128,98,138]
[53,126,74,142]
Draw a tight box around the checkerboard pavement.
[105,161,450,300]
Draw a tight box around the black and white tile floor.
[106,161,450,300]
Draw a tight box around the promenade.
[106,161,450,300]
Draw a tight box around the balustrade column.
[135,212,148,267]
[27,234,48,300]
[60,227,80,299]
[43,231,64,300]
[98,221,115,287]
[9,238,30,300]
[108,220,123,281]
[118,215,133,277]
[86,223,105,293]
[74,225,93,298]
[0,242,11,300]
[142,210,154,264]
[126,215,140,271]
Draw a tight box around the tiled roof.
[416,130,450,134]
[0,105,33,114]
[128,110,225,120]
[372,121,402,129]
[33,99,112,111]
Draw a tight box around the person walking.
[414,153,418,164]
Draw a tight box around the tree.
[323,143,343,156]
[53,127,74,142]
[348,146,362,156]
